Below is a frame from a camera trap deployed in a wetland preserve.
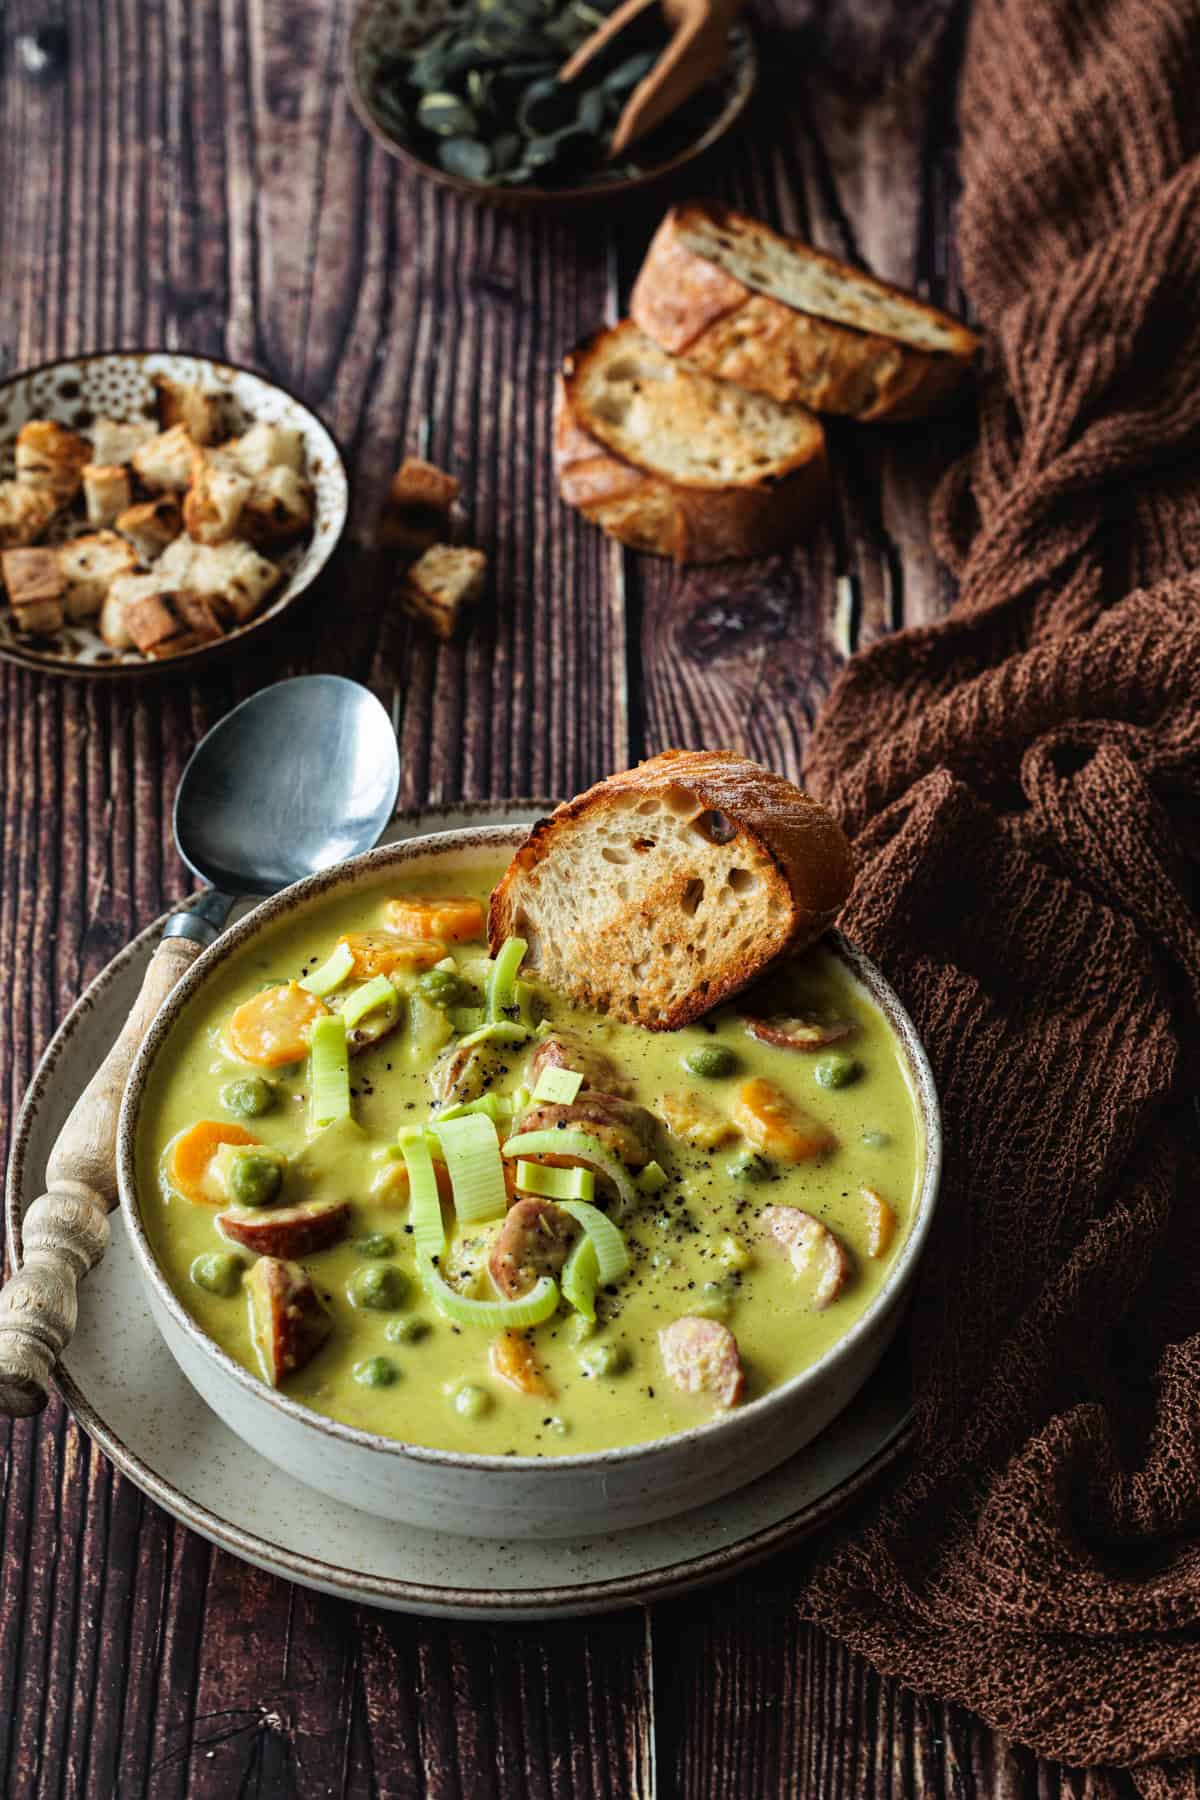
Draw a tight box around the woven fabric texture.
[800,0,1200,1787]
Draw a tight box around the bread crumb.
[400,544,486,640]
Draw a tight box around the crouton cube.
[149,631,208,660]
[173,591,226,642]
[390,456,460,515]
[132,425,198,494]
[122,591,186,655]
[2,547,66,632]
[182,457,251,545]
[90,416,158,466]
[82,463,133,529]
[58,531,138,620]
[156,534,199,585]
[380,456,460,561]
[241,466,313,547]
[0,481,59,549]
[116,496,182,563]
[230,421,305,478]
[100,570,170,648]
[15,420,90,503]
[188,540,282,624]
[154,377,227,447]
[399,544,486,641]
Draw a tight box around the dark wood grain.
[0,0,1136,1794]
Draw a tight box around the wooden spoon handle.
[0,935,202,1417]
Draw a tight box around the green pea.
[861,1127,891,1149]
[684,1043,737,1080]
[814,1051,862,1089]
[347,1264,410,1311]
[222,1076,276,1118]
[355,1232,396,1259]
[386,1316,431,1344]
[580,1341,630,1378]
[453,1382,492,1420]
[189,1251,243,1297]
[416,967,468,1008]
[229,1152,283,1208]
[728,1150,772,1183]
[354,1356,398,1389]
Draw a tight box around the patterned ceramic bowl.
[346,0,758,214]
[0,351,349,679]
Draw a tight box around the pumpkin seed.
[603,47,656,93]
[409,47,452,89]
[491,131,522,172]
[518,75,576,136]
[418,90,479,135]
[541,123,598,168]
[577,84,607,133]
[521,134,562,170]
[441,39,494,75]
[438,135,493,180]
[467,67,494,109]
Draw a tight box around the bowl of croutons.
[0,351,349,675]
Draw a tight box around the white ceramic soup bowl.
[117,825,941,1540]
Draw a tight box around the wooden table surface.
[0,1,1138,1794]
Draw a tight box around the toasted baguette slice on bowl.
[554,322,828,564]
[489,749,854,1029]
[630,203,980,422]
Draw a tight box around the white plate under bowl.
[5,804,914,1618]
[0,350,348,678]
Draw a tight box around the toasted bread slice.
[488,750,854,1030]
[630,203,980,422]
[555,322,828,564]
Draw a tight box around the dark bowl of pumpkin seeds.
[348,0,757,207]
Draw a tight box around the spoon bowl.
[175,676,401,899]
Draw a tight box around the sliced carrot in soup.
[383,895,485,943]
[337,930,447,976]
[168,1120,258,1204]
[489,1329,553,1397]
[732,1078,836,1162]
[228,982,330,1067]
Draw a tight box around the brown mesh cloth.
[799,0,1200,1789]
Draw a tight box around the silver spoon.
[0,675,401,1416]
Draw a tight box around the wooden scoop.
[559,0,745,158]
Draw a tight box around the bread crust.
[553,346,828,565]
[489,750,854,1030]
[631,205,979,423]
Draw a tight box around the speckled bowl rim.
[114,821,942,1481]
[0,348,349,682]
[345,0,759,212]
